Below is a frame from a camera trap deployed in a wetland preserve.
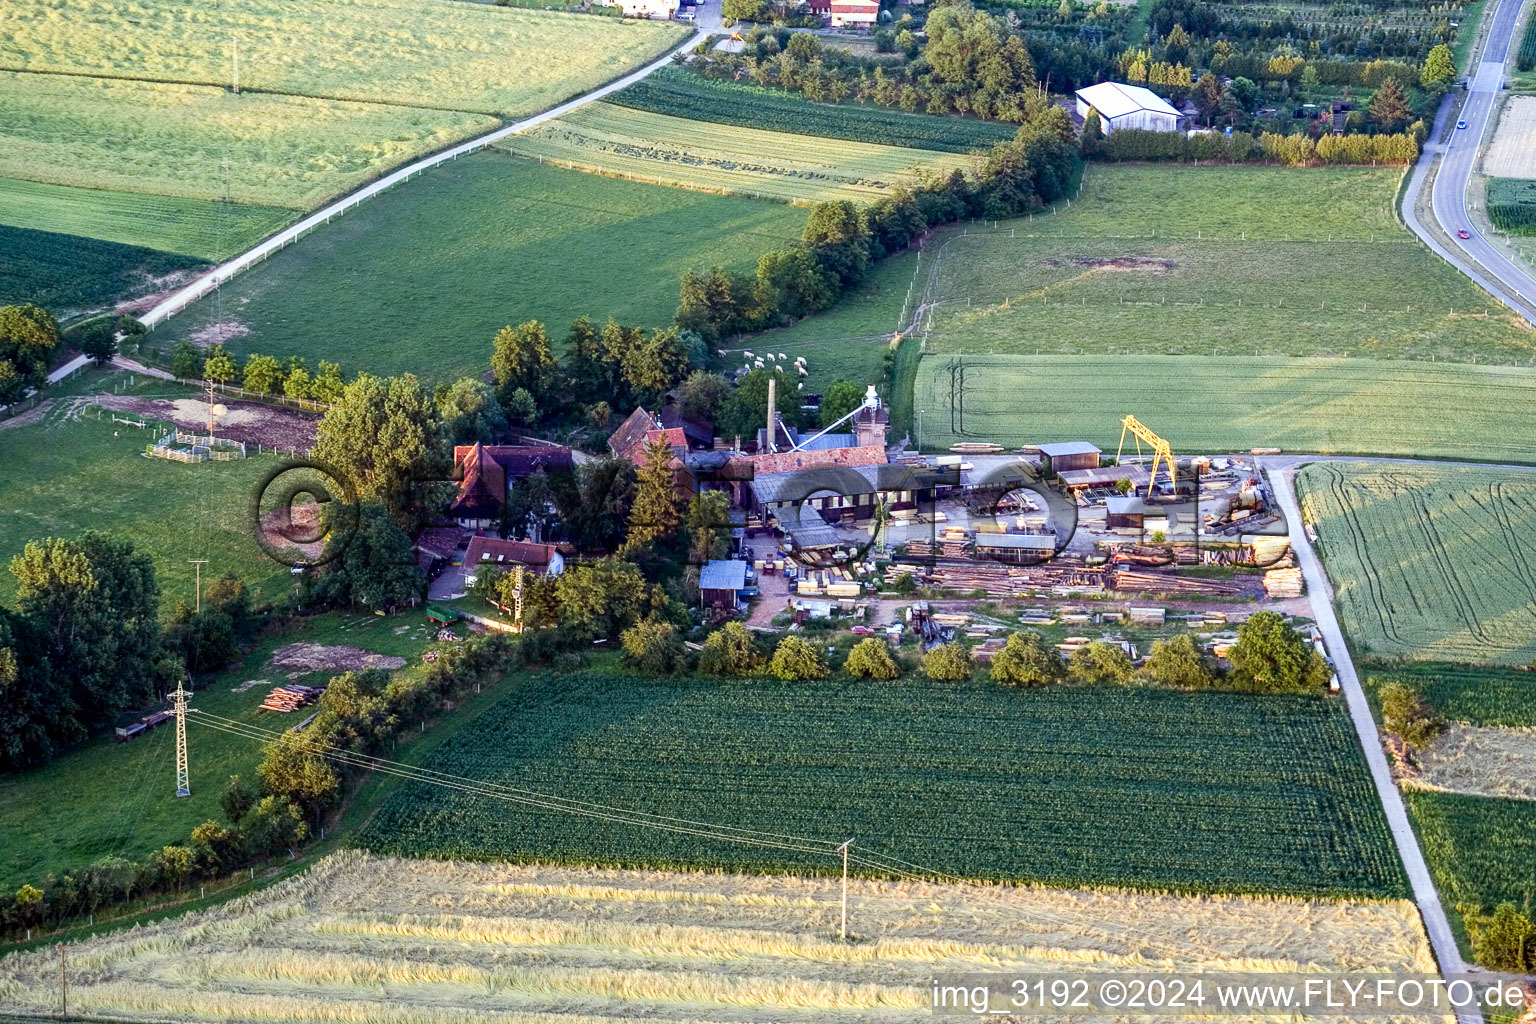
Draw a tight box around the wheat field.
[0,851,1437,1023]
[0,72,496,209]
[0,0,688,118]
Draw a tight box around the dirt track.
[94,393,317,451]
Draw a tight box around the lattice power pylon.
[173,679,191,797]
[1116,415,1176,499]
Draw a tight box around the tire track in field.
[1489,480,1536,610]
[1397,474,1500,653]
[1324,466,1406,651]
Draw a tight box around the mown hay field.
[357,671,1406,899]
[161,154,807,381]
[0,178,293,262]
[0,0,689,118]
[498,102,971,205]
[1297,462,1536,665]
[0,225,201,311]
[1484,95,1536,178]
[0,73,497,210]
[911,355,1536,462]
[0,851,1437,1023]
[1414,723,1536,801]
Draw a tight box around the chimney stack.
[765,376,777,453]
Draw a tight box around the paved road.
[137,18,707,331]
[1265,461,1478,1022]
[1402,0,1536,321]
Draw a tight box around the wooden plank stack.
[1263,567,1304,598]
[1112,570,1244,596]
[259,684,324,713]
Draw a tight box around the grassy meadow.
[359,670,1406,899]
[499,102,971,205]
[0,851,1437,1023]
[0,615,435,888]
[0,178,294,261]
[1364,662,1536,727]
[0,73,497,209]
[1297,461,1536,666]
[910,355,1536,460]
[160,154,807,380]
[0,370,293,612]
[0,225,202,312]
[0,0,688,117]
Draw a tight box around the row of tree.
[1087,120,1419,166]
[170,341,349,404]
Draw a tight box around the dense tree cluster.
[0,304,59,405]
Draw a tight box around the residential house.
[448,442,574,530]
[829,0,879,27]
[462,537,565,589]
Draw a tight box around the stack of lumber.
[970,637,1008,662]
[259,684,323,713]
[929,561,1014,596]
[931,612,971,627]
[1248,536,1293,565]
[902,541,934,558]
[1112,569,1244,596]
[1263,567,1304,598]
[950,442,1005,454]
[1128,605,1166,624]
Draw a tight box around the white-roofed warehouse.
[1075,82,1182,134]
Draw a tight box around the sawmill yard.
[0,851,1438,1024]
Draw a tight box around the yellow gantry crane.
[1116,415,1175,499]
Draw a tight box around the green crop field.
[1297,462,1536,666]
[911,355,1536,461]
[1406,792,1536,920]
[0,370,294,613]
[358,671,1406,899]
[160,154,807,381]
[0,611,436,888]
[0,178,293,261]
[0,0,688,118]
[0,73,497,210]
[1363,662,1536,727]
[0,225,202,312]
[498,103,971,205]
[610,67,1019,153]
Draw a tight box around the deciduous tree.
[922,643,972,681]
[770,635,829,680]
[1142,633,1217,688]
[844,637,899,679]
[991,630,1066,686]
[698,621,764,676]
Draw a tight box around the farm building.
[829,0,879,26]
[1057,464,1153,494]
[448,443,574,530]
[975,533,1058,564]
[462,537,564,588]
[1074,82,1182,134]
[607,0,677,16]
[1105,496,1150,530]
[700,559,750,612]
[1037,441,1102,474]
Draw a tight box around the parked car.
[1458,228,1472,239]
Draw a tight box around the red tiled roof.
[448,443,505,517]
[463,536,558,570]
[734,444,887,476]
[609,406,656,458]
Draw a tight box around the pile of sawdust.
[269,643,406,673]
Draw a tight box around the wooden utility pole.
[231,36,239,94]
[188,559,209,613]
[836,839,854,940]
[58,944,66,1018]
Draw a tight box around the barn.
[1037,441,1102,474]
[1075,82,1182,134]
[1105,496,1150,530]
[700,559,749,612]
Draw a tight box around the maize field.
[498,103,970,205]
[358,672,1406,899]
[0,851,1437,1023]
[1298,462,1536,665]
[1406,791,1536,918]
